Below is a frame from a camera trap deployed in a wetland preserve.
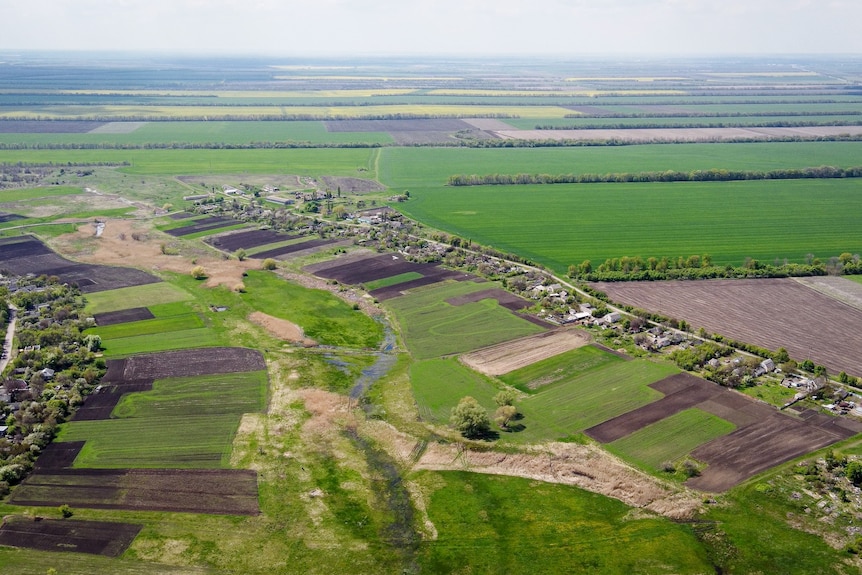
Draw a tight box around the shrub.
[59,504,73,518]
[190,265,207,280]
[262,258,277,270]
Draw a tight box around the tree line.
[448,165,862,187]
[569,252,862,282]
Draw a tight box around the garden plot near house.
[162,215,242,237]
[461,328,592,376]
[205,228,299,252]
[0,517,142,557]
[92,306,155,326]
[252,237,344,259]
[9,469,260,515]
[83,282,192,315]
[385,280,545,359]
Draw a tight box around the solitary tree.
[494,405,517,429]
[494,389,518,407]
[450,396,491,439]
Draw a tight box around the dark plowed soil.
[252,238,338,259]
[0,517,142,556]
[93,307,155,326]
[163,216,240,237]
[446,287,532,310]
[206,229,297,251]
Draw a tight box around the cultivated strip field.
[9,469,260,515]
[586,373,862,491]
[499,125,862,142]
[592,278,862,377]
[0,517,142,557]
[795,275,862,312]
[461,328,591,376]
[92,306,155,326]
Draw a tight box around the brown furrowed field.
[586,373,862,491]
[93,307,155,326]
[461,328,591,376]
[593,278,862,377]
[0,235,160,293]
[8,469,260,515]
[0,517,142,557]
[205,228,299,252]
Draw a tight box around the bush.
[190,265,207,280]
[262,258,277,270]
[59,504,73,518]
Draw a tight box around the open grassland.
[410,358,501,422]
[0,186,83,202]
[379,142,862,188]
[517,360,678,438]
[83,282,192,314]
[848,275,862,285]
[499,345,624,392]
[396,178,862,271]
[241,270,383,348]
[385,281,544,359]
[607,408,736,471]
[416,471,713,575]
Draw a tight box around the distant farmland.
[396,178,862,271]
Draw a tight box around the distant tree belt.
[560,110,862,120]
[535,120,862,130]
[569,252,862,282]
[0,113,515,122]
[447,166,862,186]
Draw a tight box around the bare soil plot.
[308,252,423,284]
[369,268,472,301]
[0,235,160,293]
[561,105,617,116]
[462,118,517,131]
[0,517,142,557]
[8,468,260,515]
[205,228,297,252]
[72,380,154,421]
[168,211,195,219]
[88,121,146,134]
[93,307,155,326]
[461,328,591,376]
[795,276,862,312]
[252,237,341,259]
[320,176,385,193]
[0,236,53,260]
[583,372,862,491]
[163,216,241,237]
[686,412,857,492]
[497,125,862,142]
[110,347,266,381]
[0,212,25,223]
[593,278,862,377]
[248,311,316,346]
[0,120,106,133]
[34,441,86,470]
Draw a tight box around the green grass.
[56,414,241,468]
[410,358,501,422]
[0,185,83,202]
[385,281,544,359]
[379,142,862,188]
[55,370,266,468]
[363,271,424,290]
[847,275,862,285]
[83,282,192,314]
[607,408,736,470]
[97,327,220,357]
[741,382,799,407]
[86,312,204,340]
[518,360,678,437]
[110,371,267,419]
[416,471,713,574]
[395,177,862,272]
[240,270,383,348]
[500,344,624,393]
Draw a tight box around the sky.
[1,0,860,56]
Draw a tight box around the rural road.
[0,303,18,374]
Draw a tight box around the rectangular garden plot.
[205,229,297,252]
[252,237,340,259]
[163,216,241,237]
[9,469,260,515]
[583,372,862,491]
[93,307,155,326]
[0,517,142,557]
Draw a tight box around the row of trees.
[448,165,862,187]
[569,252,861,282]
[450,390,520,439]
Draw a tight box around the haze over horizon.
[1,0,860,57]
